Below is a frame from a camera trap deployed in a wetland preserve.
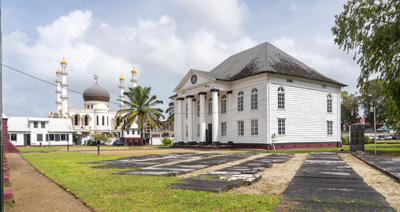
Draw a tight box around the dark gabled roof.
[207,42,346,86]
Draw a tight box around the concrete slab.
[169,153,294,192]
[354,154,400,183]
[274,152,396,212]
[115,152,258,176]
[273,200,396,212]
[169,178,243,193]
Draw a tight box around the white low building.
[7,116,73,146]
[172,42,345,150]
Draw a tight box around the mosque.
[45,58,143,145]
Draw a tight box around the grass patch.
[22,152,280,212]
[257,143,400,155]
[18,146,61,152]
[257,147,341,154]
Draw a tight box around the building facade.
[7,116,74,146]
[172,42,345,149]
[46,58,143,145]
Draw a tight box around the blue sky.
[2,0,359,117]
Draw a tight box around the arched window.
[96,116,99,126]
[327,94,332,113]
[237,91,243,111]
[107,116,109,126]
[251,88,258,110]
[197,101,200,117]
[84,115,89,126]
[102,116,105,126]
[208,98,212,115]
[221,95,226,114]
[278,87,285,109]
[74,114,79,125]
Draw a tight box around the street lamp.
[370,106,377,154]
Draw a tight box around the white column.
[199,92,206,144]
[211,89,219,144]
[192,99,196,143]
[186,96,194,144]
[176,98,184,144]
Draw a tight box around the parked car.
[366,135,375,139]
[391,135,399,140]
[377,135,385,140]
[113,140,124,146]
[87,139,97,146]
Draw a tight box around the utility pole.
[0,0,5,210]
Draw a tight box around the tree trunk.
[140,128,144,146]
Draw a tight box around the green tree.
[92,133,110,145]
[341,91,360,126]
[332,0,400,118]
[116,86,164,146]
[166,101,174,124]
[359,79,389,125]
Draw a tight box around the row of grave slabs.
[82,152,294,193]
[273,152,396,212]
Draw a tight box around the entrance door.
[207,124,212,145]
[24,134,31,146]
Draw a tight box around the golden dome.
[61,57,67,65]
[131,66,137,73]
[56,67,61,74]
[120,75,124,80]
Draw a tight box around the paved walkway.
[353,153,400,183]
[273,152,396,212]
[5,153,92,212]
[169,153,294,193]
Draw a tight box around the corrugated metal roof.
[7,116,73,132]
[208,42,345,86]
[7,117,30,132]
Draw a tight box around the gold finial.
[56,67,61,74]
[61,57,67,65]
[120,74,124,80]
[131,66,137,73]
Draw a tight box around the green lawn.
[18,146,61,152]
[22,152,280,212]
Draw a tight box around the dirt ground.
[340,154,400,211]
[229,153,308,195]
[5,153,92,212]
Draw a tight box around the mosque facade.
[46,58,144,145]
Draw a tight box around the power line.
[2,63,119,105]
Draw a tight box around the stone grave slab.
[169,153,294,192]
[354,154,400,183]
[274,152,395,211]
[273,200,396,212]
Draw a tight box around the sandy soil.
[340,154,400,211]
[229,153,308,195]
[5,153,92,212]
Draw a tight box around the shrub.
[341,136,349,145]
[161,137,172,146]
[364,136,371,143]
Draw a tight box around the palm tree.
[116,86,164,146]
[166,101,174,124]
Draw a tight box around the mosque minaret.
[118,75,125,110]
[60,57,69,116]
[130,66,138,88]
[55,67,62,113]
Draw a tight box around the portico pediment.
[173,69,215,93]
